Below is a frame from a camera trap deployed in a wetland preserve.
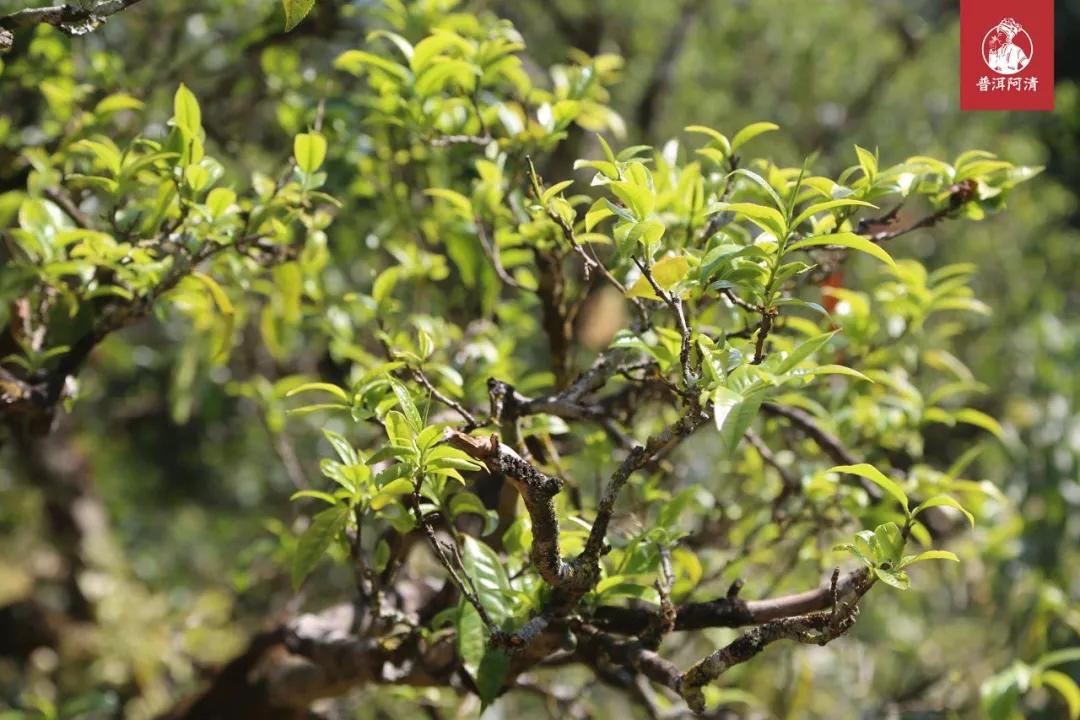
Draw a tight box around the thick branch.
[444,429,573,587]
[0,0,147,53]
[581,406,710,566]
[679,608,858,715]
[678,570,874,715]
[591,567,869,634]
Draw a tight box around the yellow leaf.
[652,255,690,289]
[625,255,689,300]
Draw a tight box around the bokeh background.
[0,0,1078,718]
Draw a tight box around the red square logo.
[960,0,1054,111]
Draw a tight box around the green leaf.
[286,382,350,403]
[585,199,614,231]
[94,93,144,116]
[322,429,357,466]
[901,549,960,567]
[294,132,327,174]
[954,408,1006,441]
[70,139,122,176]
[292,506,348,589]
[541,180,574,204]
[810,364,873,382]
[1039,670,1080,720]
[190,272,234,361]
[829,463,908,513]
[596,133,617,165]
[854,145,878,182]
[449,491,489,520]
[283,0,316,31]
[286,402,350,416]
[425,188,473,216]
[652,255,690,289]
[367,29,414,60]
[206,187,237,218]
[707,201,786,236]
[370,477,414,510]
[456,601,485,678]
[334,50,412,82]
[373,539,390,572]
[610,180,654,220]
[731,121,779,151]
[173,83,201,135]
[912,494,975,528]
[714,387,763,456]
[575,159,619,181]
[786,231,896,268]
[461,535,512,619]
[626,255,689,300]
[685,125,731,157]
[872,521,905,565]
[1034,647,1080,672]
[873,566,910,590]
[477,649,511,709]
[388,376,422,431]
[776,331,836,373]
[289,489,338,505]
[792,198,878,229]
[729,168,785,211]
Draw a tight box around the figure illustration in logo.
[983,17,1032,75]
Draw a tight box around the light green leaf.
[388,376,422,431]
[912,494,975,528]
[283,0,316,31]
[792,198,878,229]
[685,125,731,157]
[190,272,234,360]
[425,188,473,217]
[322,429,358,466]
[334,50,412,82]
[786,232,897,269]
[854,145,878,181]
[206,187,237,218]
[714,387,763,455]
[370,477,414,510]
[1034,648,1080,672]
[706,201,786,236]
[776,331,836,373]
[541,180,574,204]
[729,168,785,211]
[731,121,779,151]
[94,93,144,116]
[901,549,960,567]
[289,489,338,505]
[1039,670,1080,720]
[173,83,201,135]
[461,535,512,619]
[286,382,349,403]
[477,649,511,709]
[626,255,690,300]
[811,364,873,382]
[873,566,910,590]
[954,408,1006,441]
[456,601,485,678]
[292,505,348,589]
[652,255,690,288]
[829,463,908,513]
[873,521,905,565]
[294,132,327,174]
